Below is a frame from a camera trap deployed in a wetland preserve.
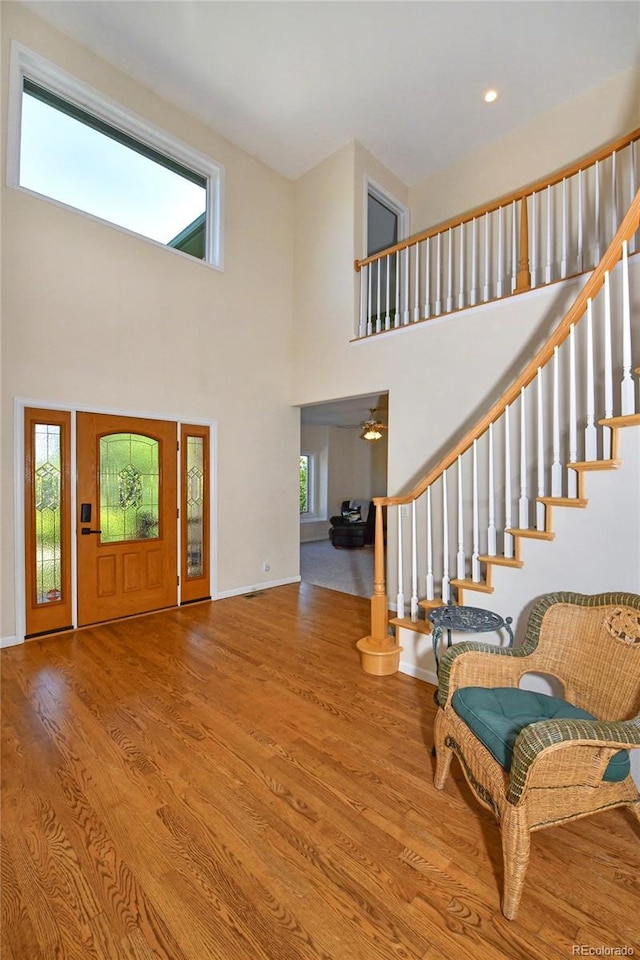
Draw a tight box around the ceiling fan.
[360,408,388,441]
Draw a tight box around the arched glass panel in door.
[99,433,160,542]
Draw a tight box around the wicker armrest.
[438,641,535,707]
[507,716,640,804]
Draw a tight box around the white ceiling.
[300,393,388,428]
[22,0,640,186]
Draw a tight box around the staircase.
[357,189,640,678]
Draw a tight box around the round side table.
[428,604,514,674]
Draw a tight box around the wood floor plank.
[2,583,639,959]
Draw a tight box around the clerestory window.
[8,44,224,268]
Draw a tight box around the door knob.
[81,527,102,535]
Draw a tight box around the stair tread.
[570,459,622,471]
[451,578,494,593]
[390,616,432,634]
[507,528,555,540]
[478,555,524,568]
[538,497,588,507]
[418,598,446,611]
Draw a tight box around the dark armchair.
[328,500,374,548]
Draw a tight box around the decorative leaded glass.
[99,433,160,543]
[34,424,62,603]
[118,463,143,510]
[186,436,204,578]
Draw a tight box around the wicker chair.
[433,591,640,920]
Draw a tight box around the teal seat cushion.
[451,687,630,783]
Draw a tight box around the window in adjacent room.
[299,454,313,515]
[8,44,224,267]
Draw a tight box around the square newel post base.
[356,636,402,676]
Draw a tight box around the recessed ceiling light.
[484,89,499,103]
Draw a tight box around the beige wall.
[409,66,640,232]
[1,4,298,638]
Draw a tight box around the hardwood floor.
[2,583,639,959]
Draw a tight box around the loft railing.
[354,128,640,339]
[357,187,640,675]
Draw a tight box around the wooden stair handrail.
[355,127,640,271]
[375,187,640,508]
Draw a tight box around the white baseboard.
[216,576,301,600]
[398,659,437,686]
[1,635,22,649]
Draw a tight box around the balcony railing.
[354,128,640,339]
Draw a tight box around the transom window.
[8,43,224,267]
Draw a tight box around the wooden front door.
[76,412,178,626]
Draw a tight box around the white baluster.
[435,233,442,315]
[410,500,419,622]
[518,387,529,528]
[367,263,373,337]
[424,238,431,319]
[403,248,410,325]
[536,368,546,530]
[458,222,465,309]
[487,422,497,556]
[470,218,478,305]
[425,486,435,601]
[603,271,613,458]
[446,228,453,313]
[545,185,553,283]
[472,440,481,582]
[394,250,400,327]
[442,470,450,603]
[551,346,562,496]
[594,159,601,264]
[577,168,584,273]
[456,455,465,580]
[397,505,405,618]
[483,212,490,301]
[560,178,568,279]
[621,240,635,415]
[511,199,517,293]
[496,206,504,298]
[585,298,597,460]
[413,243,421,323]
[611,150,618,235]
[359,266,367,337]
[376,258,381,334]
[530,193,537,288]
[568,324,577,497]
[504,406,513,558]
[385,253,391,330]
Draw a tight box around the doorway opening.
[299,392,388,598]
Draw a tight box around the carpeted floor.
[299,538,374,598]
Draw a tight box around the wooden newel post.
[516,194,531,292]
[356,501,402,676]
